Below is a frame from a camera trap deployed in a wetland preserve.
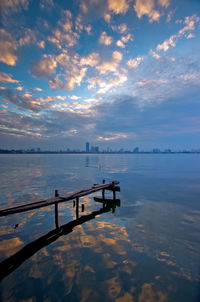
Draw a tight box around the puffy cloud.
[157,35,176,51]
[0,88,42,112]
[31,55,57,78]
[156,15,200,52]
[99,31,113,45]
[112,50,123,62]
[108,0,129,15]
[96,51,123,75]
[0,29,18,66]
[16,86,24,91]
[134,0,160,22]
[158,0,170,8]
[85,24,92,34]
[104,13,111,23]
[0,72,19,83]
[80,52,99,67]
[56,53,70,66]
[127,56,144,68]
[150,49,161,59]
[0,0,29,14]
[48,10,79,48]
[178,14,200,36]
[116,40,125,48]
[117,33,132,47]
[66,67,87,91]
[88,73,127,94]
[18,28,45,49]
[49,28,78,48]
[117,24,127,33]
[121,33,132,43]
[40,0,54,9]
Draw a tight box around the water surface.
[0,154,199,301]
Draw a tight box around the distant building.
[133,147,139,153]
[164,149,171,153]
[90,146,99,153]
[153,148,160,153]
[86,142,90,152]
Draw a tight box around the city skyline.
[0,0,200,150]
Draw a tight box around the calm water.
[0,154,199,302]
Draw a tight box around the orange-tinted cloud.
[0,72,19,83]
[108,0,129,15]
[31,55,57,78]
[99,31,113,45]
[0,29,18,66]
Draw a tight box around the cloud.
[150,49,161,59]
[48,10,79,48]
[99,31,113,45]
[31,55,57,78]
[16,86,24,91]
[104,13,111,23]
[85,24,92,34]
[34,88,43,92]
[88,73,127,94]
[40,0,54,9]
[66,67,87,91]
[158,0,170,8]
[18,28,45,48]
[117,33,132,47]
[0,29,18,66]
[80,52,99,67]
[108,0,129,15]
[134,0,161,22]
[116,40,125,48]
[127,56,144,68]
[117,24,127,33]
[0,88,42,112]
[98,133,127,141]
[96,51,123,75]
[156,14,200,52]
[0,0,29,14]
[0,72,19,83]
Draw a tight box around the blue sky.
[0,0,200,151]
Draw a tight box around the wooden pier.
[0,180,120,226]
[0,199,120,281]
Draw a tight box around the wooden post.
[113,190,116,200]
[55,190,59,228]
[76,197,79,219]
[81,204,84,212]
[102,179,105,199]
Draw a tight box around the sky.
[0,0,200,151]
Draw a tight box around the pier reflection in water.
[0,197,120,281]
[0,154,200,302]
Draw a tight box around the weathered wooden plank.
[0,181,119,217]
[94,197,121,207]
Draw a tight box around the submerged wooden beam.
[0,181,119,217]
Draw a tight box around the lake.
[0,154,199,302]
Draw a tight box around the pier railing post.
[76,197,79,219]
[55,190,59,228]
[102,179,105,200]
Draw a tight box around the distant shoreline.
[0,150,199,155]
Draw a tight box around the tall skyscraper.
[86,142,90,152]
